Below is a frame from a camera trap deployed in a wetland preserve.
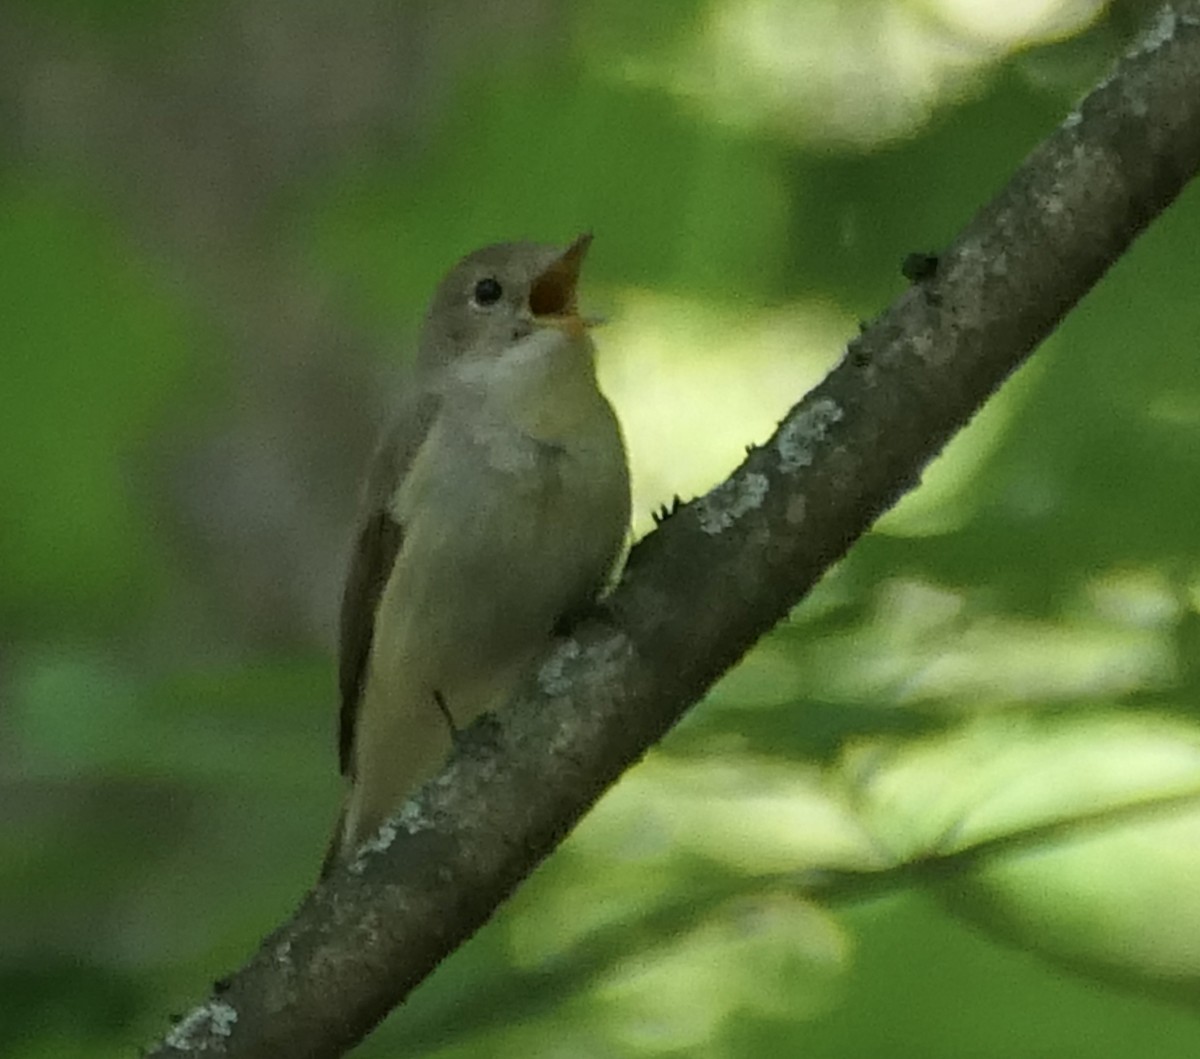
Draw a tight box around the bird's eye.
[472,277,503,308]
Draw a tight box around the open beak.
[529,233,596,337]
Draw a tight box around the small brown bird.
[327,235,630,870]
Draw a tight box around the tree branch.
[146,5,1200,1056]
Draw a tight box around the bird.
[325,234,631,872]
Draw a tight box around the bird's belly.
[344,416,626,854]
[377,438,620,717]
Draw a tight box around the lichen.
[1131,7,1178,56]
[776,399,843,474]
[350,818,401,875]
[538,638,583,696]
[539,632,632,699]
[163,1000,238,1052]
[695,472,769,535]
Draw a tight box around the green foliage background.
[3,0,1200,1055]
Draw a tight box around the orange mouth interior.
[530,268,579,318]
[530,234,591,332]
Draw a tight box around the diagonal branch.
[147,5,1200,1057]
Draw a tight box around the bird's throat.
[497,338,606,446]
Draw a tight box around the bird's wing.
[337,386,440,777]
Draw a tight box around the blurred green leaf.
[847,712,1200,1000]
[0,180,199,632]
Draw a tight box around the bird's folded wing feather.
[337,386,440,777]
